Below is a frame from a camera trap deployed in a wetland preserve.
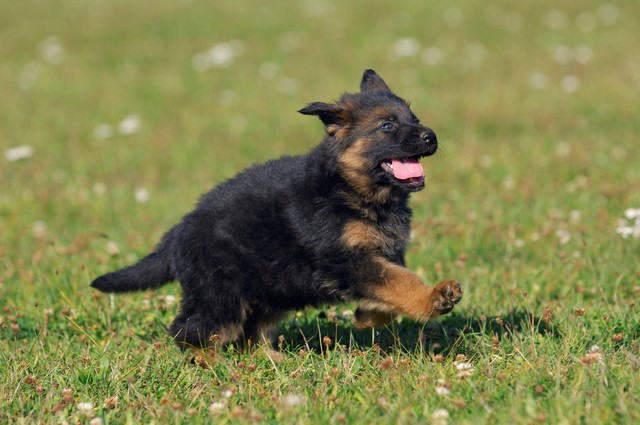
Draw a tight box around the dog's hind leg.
[169,289,248,350]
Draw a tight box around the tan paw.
[432,280,463,315]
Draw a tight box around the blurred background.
[1,0,638,307]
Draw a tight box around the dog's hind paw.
[431,280,463,316]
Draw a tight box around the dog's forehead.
[359,96,415,121]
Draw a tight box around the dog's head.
[299,69,437,202]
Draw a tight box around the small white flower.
[454,361,474,372]
[282,393,306,407]
[624,208,640,220]
[544,9,568,30]
[118,114,141,135]
[569,210,581,224]
[193,40,245,71]
[597,4,620,25]
[341,309,354,319]
[106,241,120,256]
[435,386,450,396]
[93,182,107,196]
[422,47,445,66]
[94,123,114,139]
[574,45,594,65]
[279,32,302,53]
[134,187,149,204]
[5,145,33,162]
[39,36,65,65]
[555,141,571,157]
[552,45,573,64]
[556,229,571,245]
[479,155,492,169]
[77,402,94,412]
[528,72,549,90]
[393,38,420,58]
[208,43,236,67]
[209,401,226,415]
[432,408,450,425]
[164,295,176,306]
[32,221,47,238]
[221,389,233,399]
[90,418,103,425]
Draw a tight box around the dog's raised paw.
[432,280,463,315]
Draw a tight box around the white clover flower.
[432,408,450,425]
[281,393,306,407]
[32,221,47,238]
[616,209,640,239]
[5,145,33,162]
[574,45,594,65]
[556,229,571,245]
[544,9,568,30]
[106,241,120,256]
[118,114,141,135]
[624,208,640,220]
[209,401,226,415]
[435,386,450,396]
[528,72,549,90]
[192,40,244,71]
[77,402,94,412]
[454,361,474,372]
[393,38,420,58]
[135,187,149,204]
[39,36,65,65]
[94,124,114,139]
[552,45,573,64]
[597,4,620,25]
[422,47,445,66]
[561,75,581,93]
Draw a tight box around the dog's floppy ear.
[360,69,391,93]
[299,102,348,136]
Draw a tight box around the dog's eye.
[381,122,395,131]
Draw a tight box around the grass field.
[1,0,639,423]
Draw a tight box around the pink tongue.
[391,158,424,180]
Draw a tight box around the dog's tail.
[91,250,174,293]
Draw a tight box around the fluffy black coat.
[92,69,462,349]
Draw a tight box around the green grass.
[1,0,639,423]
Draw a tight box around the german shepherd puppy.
[92,69,462,349]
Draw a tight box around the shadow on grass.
[274,307,559,356]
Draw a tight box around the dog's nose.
[420,130,437,144]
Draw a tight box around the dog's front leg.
[354,257,462,328]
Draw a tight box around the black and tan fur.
[91,69,462,350]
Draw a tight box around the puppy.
[92,69,462,349]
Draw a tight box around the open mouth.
[380,157,425,189]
